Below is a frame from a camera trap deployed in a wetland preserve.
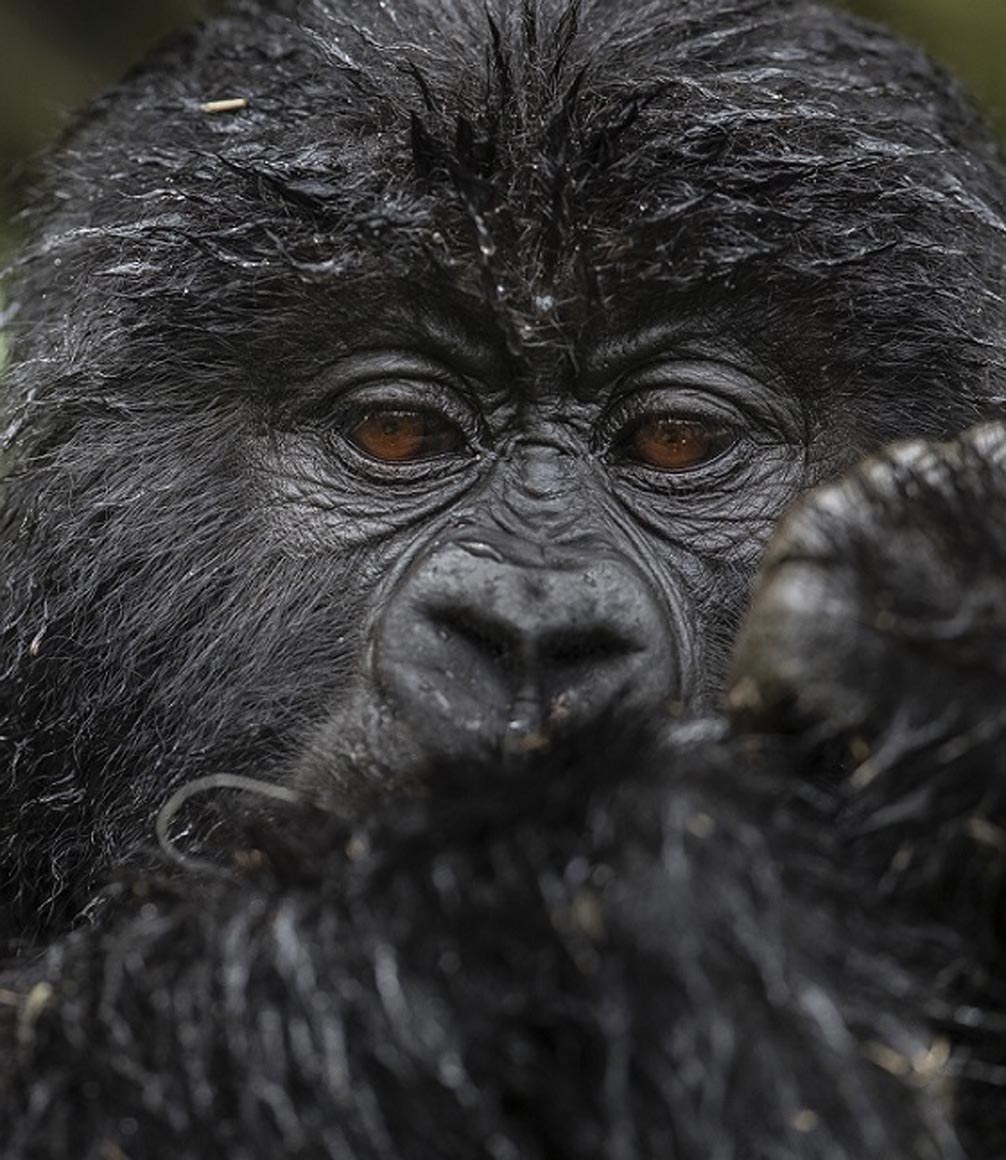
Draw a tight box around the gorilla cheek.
[367,534,680,766]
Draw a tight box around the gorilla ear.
[728,424,1006,744]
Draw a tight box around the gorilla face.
[1,0,1005,931]
[281,282,811,795]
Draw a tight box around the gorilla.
[2,0,1006,1155]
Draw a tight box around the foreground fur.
[0,733,970,1160]
[5,431,1006,1158]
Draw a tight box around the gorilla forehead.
[8,0,997,463]
[28,0,1004,321]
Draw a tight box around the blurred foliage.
[0,0,210,248]
[0,1,207,164]
[845,0,1006,137]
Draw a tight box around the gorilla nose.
[374,540,676,760]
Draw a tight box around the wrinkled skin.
[1,0,1005,941]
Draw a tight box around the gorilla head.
[1,0,1005,935]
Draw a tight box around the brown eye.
[624,417,727,471]
[348,409,462,462]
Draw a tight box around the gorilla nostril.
[426,606,640,674]
[427,604,516,669]
[544,628,642,668]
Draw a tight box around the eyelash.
[344,407,467,463]
[610,414,737,471]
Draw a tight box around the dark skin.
[277,286,811,796]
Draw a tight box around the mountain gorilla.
[2,0,1006,1155]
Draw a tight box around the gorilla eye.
[619,416,733,471]
[348,409,464,462]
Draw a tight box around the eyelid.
[310,372,485,442]
[293,350,482,419]
[626,359,764,394]
[611,359,800,439]
[612,414,737,471]
[596,385,742,448]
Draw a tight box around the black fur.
[3,1,1006,1157]
[0,728,969,1160]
